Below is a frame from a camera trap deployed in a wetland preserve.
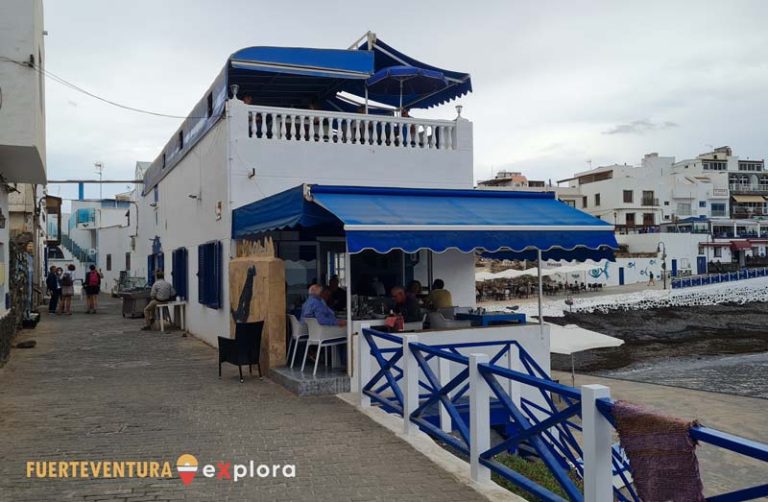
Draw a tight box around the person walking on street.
[45,266,60,314]
[648,271,656,286]
[142,271,176,331]
[60,266,75,315]
[84,265,103,313]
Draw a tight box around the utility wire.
[0,56,209,119]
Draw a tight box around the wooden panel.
[229,255,286,373]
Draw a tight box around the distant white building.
[62,197,137,292]
[477,171,581,207]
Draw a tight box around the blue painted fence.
[360,328,768,501]
[671,267,768,289]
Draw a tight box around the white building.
[477,171,582,207]
[136,40,474,347]
[135,35,615,363]
[0,0,46,335]
[62,197,137,292]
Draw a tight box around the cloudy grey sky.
[44,0,768,200]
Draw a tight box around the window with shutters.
[172,247,189,301]
[198,241,223,309]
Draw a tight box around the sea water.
[598,351,768,399]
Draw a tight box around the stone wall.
[0,241,29,365]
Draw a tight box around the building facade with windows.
[135,37,476,347]
[0,0,47,356]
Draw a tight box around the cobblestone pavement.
[0,298,486,502]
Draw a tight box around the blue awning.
[230,47,373,79]
[228,47,375,108]
[348,37,472,109]
[232,185,617,261]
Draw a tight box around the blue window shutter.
[211,241,222,309]
[198,245,206,304]
[196,241,223,309]
[172,248,188,300]
[147,255,155,285]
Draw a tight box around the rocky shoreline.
[548,301,768,373]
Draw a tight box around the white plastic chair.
[403,313,427,332]
[428,312,472,329]
[287,314,308,368]
[301,318,347,376]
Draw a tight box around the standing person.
[59,267,74,315]
[45,266,60,314]
[141,270,175,331]
[647,271,656,286]
[84,265,103,313]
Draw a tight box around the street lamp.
[94,162,104,199]
[657,241,667,289]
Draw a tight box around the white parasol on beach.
[548,323,624,386]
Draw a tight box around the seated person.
[426,279,453,310]
[141,271,176,331]
[326,275,346,312]
[300,284,345,327]
[391,286,421,323]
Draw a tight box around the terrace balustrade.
[358,327,768,501]
[245,105,458,151]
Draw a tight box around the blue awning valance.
[232,185,617,261]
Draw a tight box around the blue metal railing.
[360,327,768,502]
[59,234,96,265]
[671,267,768,289]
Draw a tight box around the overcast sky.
[44,0,768,201]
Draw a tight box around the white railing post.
[402,334,419,435]
[507,344,521,409]
[469,353,491,483]
[357,324,372,408]
[438,357,451,433]
[582,384,613,502]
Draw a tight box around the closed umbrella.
[366,65,448,112]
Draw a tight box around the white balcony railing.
[729,183,768,192]
[245,105,458,150]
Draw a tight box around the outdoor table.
[455,312,527,327]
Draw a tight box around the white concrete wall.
[97,223,133,292]
[0,0,46,183]
[432,251,477,307]
[616,233,705,283]
[227,101,474,208]
[138,119,231,346]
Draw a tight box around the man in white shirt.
[142,271,176,331]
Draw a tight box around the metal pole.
[537,249,544,337]
[364,87,369,114]
[345,242,353,377]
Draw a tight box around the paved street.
[0,297,485,502]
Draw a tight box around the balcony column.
[734,222,738,237]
